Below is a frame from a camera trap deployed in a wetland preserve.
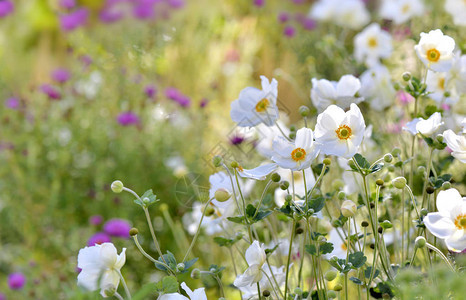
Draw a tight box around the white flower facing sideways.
[415,29,456,72]
[359,65,396,111]
[443,129,466,163]
[159,282,207,300]
[271,128,319,171]
[77,243,126,297]
[403,112,444,136]
[231,76,279,127]
[237,163,278,180]
[425,71,458,105]
[354,23,393,67]
[423,188,466,252]
[234,240,267,287]
[314,103,366,159]
[311,75,364,113]
[379,0,424,25]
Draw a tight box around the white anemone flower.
[403,112,444,136]
[231,76,279,127]
[239,265,287,299]
[271,128,319,171]
[415,29,456,72]
[445,0,466,26]
[310,0,369,30]
[311,75,364,113]
[255,121,290,159]
[359,65,396,111]
[314,103,366,159]
[237,163,278,180]
[426,71,458,105]
[77,243,126,297]
[274,167,316,207]
[159,282,207,300]
[424,189,466,252]
[447,52,466,94]
[443,130,466,163]
[354,23,393,67]
[234,241,267,287]
[379,0,424,25]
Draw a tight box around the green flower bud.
[436,134,444,143]
[384,154,393,163]
[160,203,169,212]
[392,177,407,189]
[325,270,338,281]
[420,208,428,217]
[388,165,395,172]
[402,72,411,81]
[296,227,304,235]
[323,158,331,166]
[271,173,281,182]
[442,181,451,190]
[294,287,303,296]
[348,160,356,169]
[415,236,426,248]
[337,191,345,200]
[235,232,244,240]
[176,263,185,272]
[129,228,139,236]
[332,179,344,190]
[327,290,337,299]
[391,147,401,156]
[333,283,343,291]
[376,179,384,186]
[443,91,451,98]
[262,290,271,297]
[102,285,116,297]
[341,200,357,218]
[280,181,290,190]
[212,155,223,167]
[230,161,239,168]
[290,125,297,132]
[111,180,124,193]
[289,132,296,140]
[299,106,310,117]
[205,206,215,216]
[426,186,435,194]
[191,268,201,279]
[317,235,327,243]
[361,221,369,228]
[214,188,231,202]
[417,166,426,174]
[285,194,292,203]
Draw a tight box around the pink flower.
[117,111,140,126]
[89,215,103,226]
[283,26,296,38]
[397,91,414,105]
[51,68,71,83]
[0,1,14,18]
[60,8,89,32]
[103,219,131,238]
[40,84,61,100]
[8,272,26,290]
[87,232,112,246]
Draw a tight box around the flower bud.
[191,268,201,279]
[391,147,401,156]
[280,181,290,190]
[415,236,426,248]
[299,105,310,117]
[294,287,303,296]
[332,179,344,190]
[102,285,116,297]
[384,154,393,163]
[426,186,435,194]
[205,206,216,216]
[443,91,451,98]
[235,232,244,240]
[271,173,281,182]
[341,200,357,217]
[442,181,451,190]
[392,177,407,189]
[317,235,327,243]
[323,158,331,166]
[337,191,346,200]
[285,194,292,203]
[402,72,411,81]
[111,180,124,193]
[388,165,395,172]
[420,208,428,217]
[376,179,384,186]
[378,226,383,234]
[325,270,338,281]
[361,221,369,228]
[176,263,185,272]
[262,290,271,297]
[436,134,444,143]
[417,166,426,174]
[333,283,343,291]
[348,160,355,169]
[129,228,139,236]
[296,227,304,235]
[230,161,239,168]
[290,125,296,132]
[327,290,337,299]
[160,203,169,212]
[289,132,296,140]
[214,188,231,202]
[212,155,223,167]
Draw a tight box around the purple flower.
[80,55,93,67]
[51,68,71,83]
[59,0,76,9]
[301,18,316,31]
[230,135,245,145]
[8,272,26,290]
[117,111,140,126]
[278,12,289,23]
[283,26,296,38]
[0,292,6,300]
[89,215,103,226]
[40,84,61,100]
[87,232,112,246]
[166,0,185,9]
[60,8,89,32]
[253,0,265,7]
[199,98,208,108]
[0,1,14,18]
[145,85,157,98]
[165,87,191,107]
[5,97,19,110]
[165,87,181,100]
[133,0,156,19]
[103,218,131,238]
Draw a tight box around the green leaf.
[364,267,380,279]
[155,251,177,272]
[213,237,235,247]
[253,210,273,222]
[349,251,367,269]
[161,276,179,293]
[350,277,364,285]
[307,197,326,213]
[135,189,159,208]
[132,283,157,300]
[354,153,371,169]
[380,220,393,229]
[182,257,198,272]
[227,216,246,224]
[320,242,334,255]
[305,244,317,255]
[245,204,256,218]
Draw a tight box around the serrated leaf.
[364,267,380,279]
[182,257,198,272]
[320,242,334,255]
[305,244,317,255]
[307,197,326,213]
[155,251,177,272]
[161,276,178,293]
[349,251,366,269]
[354,153,371,169]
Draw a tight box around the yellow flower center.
[237,165,244,172]
[367,37,378,48]
[335,125,352,140]
[454,214,466,229]
[426,48,441,62]
[438,77,445,90]
[402,4,410,13]
[291,148,307,162]
[341,241,347,251]
[255,98,270,112]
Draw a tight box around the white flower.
[403,112,444,136]
[447,52,466,94]
[310,0,369,30]
[234,241,267,287]
[354,23,393,67]
[423,188,466,252]
[426,71,458,105]
[238,265,287,299]
[359,65,396,111]
[209,172,241,213]
[311,75,364,113]
[379,0,424,24]
[445,0,466,26]
[181,202,225,236]
[255,121,290,159]
[165,156,188,177]
[271,128,319,171]
[315,104,366,159]
[237,163,278,180]
[414,29,456,72]
[325,228,349,260]
[159,282,207,300]
[231,76,279,127]
[274,167,316,207]
[443,129,466,163]
[77,243,126,297]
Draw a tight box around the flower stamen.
[426,48,441,62]
[291,148,307,162]
[367,37,378,48]
[255,98,270,112]
[335,125,352,140]
[454,214,466,229]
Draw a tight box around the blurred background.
[1,0,465,299]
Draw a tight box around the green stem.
[117,270,131,300]
[284,219,296,300]
[183,198,214,262]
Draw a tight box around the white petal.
[423,212,456,239]
[245,241,266,266]
[445,230,466,252]
[99,243,118,268]
[78,245,103,269]
[99,270,120,297]
[238,163,278,180]
[336,75,361,97]
[436,189,463,213]
[159,293,190,300]
[234,264,263,287]
[315,105,346,139]
[295,128,314,149]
